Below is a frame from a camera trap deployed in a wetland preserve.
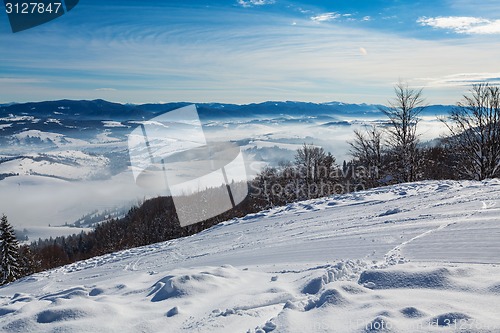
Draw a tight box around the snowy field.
[0,180,500,332]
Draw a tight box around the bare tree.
[294,143,337,199]
[295,143,336,185]
[381,81,425,182]
[348,125,384,186]
[349,125,384,170]
[442,83,500,180]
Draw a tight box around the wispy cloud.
[0,77,46,84]
[418,16,500,34]
[310,12,371,23]
[95,88,117,91]
[237,0,275,8]
[311,12,341,22]
[415,73,500,88]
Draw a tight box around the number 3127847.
[5,2,62,14]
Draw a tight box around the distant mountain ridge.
[0,99,452,121]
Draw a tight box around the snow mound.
[36,308,89,324]
[148,265,243,302]
[166,306,179,317]
[400,306,427,318]
[358,267,452,290]
[40,287,88,302]
[148,276,182,301]
[304,288,349,310]
[301,260,369,295]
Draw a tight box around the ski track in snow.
[0,180,500,332]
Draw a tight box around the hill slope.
[1,180,500,332]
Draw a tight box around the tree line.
[1,82,499,285]
[350,82,500,183]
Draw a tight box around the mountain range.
[0,99,453,121]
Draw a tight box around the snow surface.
[102,121,128,128]
[1,180,500,332]
[0,151,109,180]
[11,130,88,147]
[12,130,65,143]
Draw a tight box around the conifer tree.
[0,215,21,285]
[18,245,39,277]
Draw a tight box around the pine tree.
[0,215,21,285]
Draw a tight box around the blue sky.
[1,0,500,104]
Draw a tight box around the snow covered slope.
[0,180,500,332]
[0,151,109,180]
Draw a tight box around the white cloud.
[418,16,500,34]
[310,12,368,23]
[311,12,341,22]
[297,8,312,14]
[237,0,275,8]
